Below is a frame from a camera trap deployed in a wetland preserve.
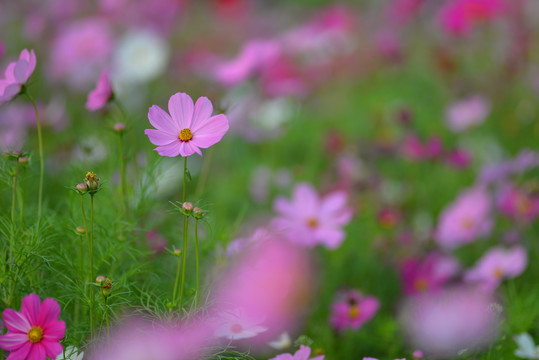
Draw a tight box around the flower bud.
[182,202,194,214]
[76,226,86,235]
[173,249,182,257]
[114,122,126,133]
[96,275,106,284]
[76,183,88,194]
[18,156,28,165]
[101,278,113,297]
[84,172,100,191]
[193,207,204,219]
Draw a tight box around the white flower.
[515,333,539,359]
[56,346,84,360]
[113,30,169,84]
[268,332,292,350]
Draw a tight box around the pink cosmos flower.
[270,345,324,360]
[145,92,229,157]
[445,95,490,132]
[445,148,472,169]
[213,308,267,341]
[330,290,380,332]
[273,183,352,249]
[438,0,508,36]
[0,293,65,360]
[435,186,493,249]
[479,149,539,184]
[400,253,460,295]
[496,185,539,222]
[401,135,442,161]
[465,246,527,291]
[0,49,36,104]
[86,70,113,111]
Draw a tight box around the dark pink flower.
[445,148,472,169]
[401,253,460,295]
[438,0,508,36]
[0,293,65,360]
[273,182,353,249]
[0,49,36,104]
[86,70,113,111]
[270,345,324,360]
[330,290,380,332]
[145,92,229,157]
[496,185,539,222]
[401,135,442,161]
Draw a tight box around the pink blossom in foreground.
[86,70,113,111]
[435,186,493,249]
[0,49,36,104]
[438,0,508,36]
[496,185,539,222]
[213,308,267,340]
[270,345,324,360]
[145,92,229,157]
[465,246,527,291]
[399,287,500,357]
[273,182,353,249]
[400,253,460,295]
[330,290,380,332]
[445,95,490,132]
[0,293,65,360]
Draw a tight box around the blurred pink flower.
[445,95,490,132]
[146,229,168,254]
[496,185,539,222]
[145,92,229,157]
[273,182,353,249]
[226,227,271,257]
[465,246,527,291]
[479,149,539,184]
[213,308,267,340]
[0,103,35,152]
[270,345,324,360]
[330,290,380,332]
[402,135,442,161]
[377,207,401,229]
[0,293,65,360]
[438,0,508,36]
[0,49,36,104]
[384,0,424,26]
[435,186,493,249]
[445,148,472,168]
[260,56,307,98]
[400,253,460,295]
[399,287,500,357]
[86,70,113,111]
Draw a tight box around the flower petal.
[6,341,32,360]
[3,309,31,333]
[20,49,36,79]
[43,320,65,341]
[37,298,60,327]
[155,141,181,157]
[41,340,63,359]
[144,129,177,146]
[295,345,312,360]
[13,60,29,84]
[190,97,214,133]
[148,105,178,135]
[0,332,29,351]
[191,114,229,149]
[179,142,197,157]
[26,342,45,360]
[168,93,194,129]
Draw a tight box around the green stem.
[103,296,110,337]
[81,195,94,337]
[26,93,44,225]
[171,252,182,307]
[21,167,26,226]
[183,157,187,202]
[118,134,128,217]
[9,161,19,267]
[195,219,200,308]
[178,216,189,315]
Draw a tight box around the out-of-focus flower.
[497,185,539,222]
[330,290,380,332]
[260,57,306,98]
[401,135,442,161]
[0,49,36,104]
[145,92,229,157]
[268,332,292,350]
[86,70,113,111]
[0,103,35,152]
[273,182,353,249]
[0,293,65,360]
[465,246,527,291]
[399,287,500,357]
[479,149,539,184]
[50,19,113,89]
[514,333,539,359]
[445,95,490,132]
[270,345,324,360]
[412,350,424,359]
[113,30,170,84]
[384,0,424,26]
[56,345,83,360]
[146,229,168,254]
[438,0,508,36]
[445,148,472,168]
[435,186,492,249]
[377,207,401,228]
[72,136,108,163]
[401,253,460,295]
[226,227,272,257]
[213,308,267,340]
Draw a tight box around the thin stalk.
[183,157,187,202]
[178,216,189,315]
[26,93,44,225]
[9,161,19,267]
[90,195,95,281]
[171,252,182,307]
[80,196,94,336]
[118,134,128,217]
[195,219,200,308]
[103,296,110,337]
[21,166,26,226]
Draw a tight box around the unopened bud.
[76,183,88,194]
[76,226,86,235]
[182,202,194,214]
[84,172,100,191]
[173,249,182,257]
[96,275,106,284]
[101,278,113,297]
[18,156,28,165]
[193,207,204,219]
[114,123,126,133]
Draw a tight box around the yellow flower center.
[307,218,318,228]
[414,278,429,292]
[179,128,193,142]
[461,217,474,230]
[230,323,243,334]
[27,326,43,343]
[493,267,504,279]
[348,305,360,319]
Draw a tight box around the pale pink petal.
[191,114,229,148]
[311,356,325,360]
[190,97,214,133]
[294,183,319,211]
[26,342,45,360]
[148,105,179,135]
[42,320,65,341]
[6,342,32,360]
[37,299,60,326]
[5,63,16,81]
[331,209,353,225]
[27,50,37,77]
[314,227,344,249]
[155,141,182,157]
[41,340,63,359]
[320,191,347,216]
[144,129,177,146]
[187,142,203,156]
[3,309,31,333]
[274,197,295,217]
[179,142,197,157]
[0,332,29,351]
[271,354,294,360]
[13,60,29,84]
[168,92,194,129]
[294,345,312,360]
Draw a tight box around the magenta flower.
[270,345,324,360]
[0,49,36,104]
[401,135,442,161]
[86,70,113,111]
[435,186,493,249]
[400,253,460,295]
[0,293,65,360]
[465,246,527,291]
[330,290,379,332]
[145,92,229,157]
[496,185,539,222]
[438,0,508,36]
[445,148,472,169]
[273,182,353,249]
